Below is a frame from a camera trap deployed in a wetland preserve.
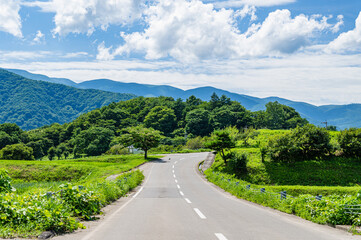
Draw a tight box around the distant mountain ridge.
[0,69,135,130]
[6,68,361,129]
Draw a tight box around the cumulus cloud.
[234,5,257,21]
[105,0,334,62]
[32,30,45,44]
[0,0,22,37]
[240,10,331,56]
[25,0,144,36]
[213,0,296,8]
[327,12,361,53]
[96,42,113,61]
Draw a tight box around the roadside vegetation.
[205,126,361,228]
[0,155,150,238]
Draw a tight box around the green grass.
[0,154,156,238]
[0,154,158,194]
[210,129,361,196]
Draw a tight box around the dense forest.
[0,93,308,160]
[0,69,135,130]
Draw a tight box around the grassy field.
[205,129,361,227]
[0,154,158,238]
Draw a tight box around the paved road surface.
[55,153,359,240]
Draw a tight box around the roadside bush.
[185,136,205,150]
[107,144,129,155]
[0,169,15,193]
[0,144,34,160]
[268,124,332,162]
[227,152,247,176]
[338,128,361,158]
[205,170,361,226]
[59,184,101,220]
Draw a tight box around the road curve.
[54,153,359,240]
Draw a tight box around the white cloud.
[96,42,114,61]
[331,15,344,33]
[212,0,296,8]
[239,10,331,56]
[234,5,257,21]
[32,30,45,44]
[25,0,144,36]
[327,12,361,53]
[63,52,89,59]
[107,1,333,62]
[0,50,52,61]
[0,0,22,37]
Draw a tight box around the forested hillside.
[0,69,135,130]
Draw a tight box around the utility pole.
[321,120,328,129]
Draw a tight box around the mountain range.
[0,69,135,130]
[6,68,361,129]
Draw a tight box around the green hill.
[0,69,135,130]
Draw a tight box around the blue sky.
[1,0,361,105]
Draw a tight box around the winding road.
[55,152,359,240]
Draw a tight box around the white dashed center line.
[177,184,180,189]
[173,174,176,178]
[215,233,228,240]
[175,179,178,183]
[193,208,206,219]
[179,191,184,196]
[184,198,191,204]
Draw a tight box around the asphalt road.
[55,153,359,240]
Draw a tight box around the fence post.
[260,188,265,193]
[246,185,251,190]
[280,191,287,200]
[315,195,322,201]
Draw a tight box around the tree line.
[0,93,308,160]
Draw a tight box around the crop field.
[0,154,157,238]
[205,129,361,228]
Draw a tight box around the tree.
[120,126,162,159]
[185,109,211,137]
[144,106,177,136]
[338,128,361,158]
[73,127,114,156]
[239,127,259,146]
[206,129,236,165]
[0,131,13,150]
[48,147,56,160]
[26,140,44,159]
[0,144,34,160]
[265,102,308,129]
[268,124,332,162]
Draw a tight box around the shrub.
[59,184,101,220]
[338,128,361,158]
[268,124,332,162]
[227,152,247,176]
[0,169,15,193]
[186,136,205,150]
[0,144,34,160]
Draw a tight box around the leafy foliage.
[0,144,34,160]
[338,128,361,158]
[268,124,332,162]
[206,128,237,165]
[120,126,162,159]
[0,169,15,193]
